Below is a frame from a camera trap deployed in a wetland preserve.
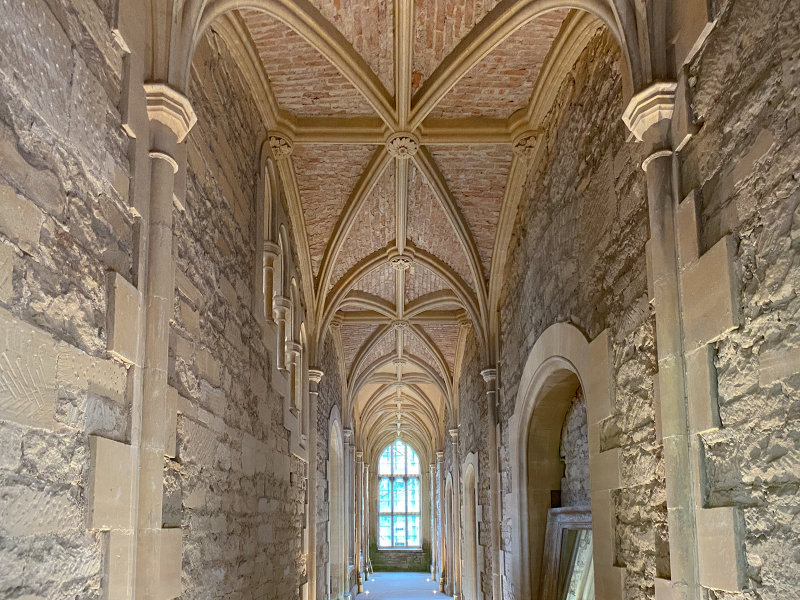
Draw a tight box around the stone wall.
[678,0,800,596]
[560,389,590,508]
[0,0,129,596]
[316,332,345,600]
[169,30,307,600]
[493,28,665,600]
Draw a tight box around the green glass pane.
[407,515,420,547]
[393,478,406,512]
[379,515,392,548]
[379,478,391,513]
[393,515,406,547]
[407,477,420,513]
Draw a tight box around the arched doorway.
[463,464,479,600]
[329,418,347,600]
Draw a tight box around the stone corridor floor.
[357,572,446,600]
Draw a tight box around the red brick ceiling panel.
[331,166,395,287]
[407,163,472,286]
[242,10,376,117]
[405,262,449,304]
[352,263,396,303]
[405,329,447,381]
[341,323,379,370]
[421,323,460,372]
[428,144,512,277]
[356,328,397,379]
[411,0,502,94]
[431,10,569,119]
[306,0,395,96]
[292,144,379,275]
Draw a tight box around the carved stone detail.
[268,132,294,158]
[144,83,197,142]
[386,132,419,158]
[390,255,413,271]
[512,131,539,157]
[622,82,678,141]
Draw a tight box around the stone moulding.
[143,83,197,142]
[268,131,294,159]
[507,322,624,600]
[621,82,677,141]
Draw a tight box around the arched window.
[378,440,421,548]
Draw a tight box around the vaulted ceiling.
[223,0,603,458]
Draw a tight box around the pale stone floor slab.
[358,572,447,600]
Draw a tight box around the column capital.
[448,428,459,442]
[263,241,280,260]
[343,428,353,444]
[286,341,302,360]
[480,367,498,385]
[144,83,196,142]
[437,451,444,462]
[308,368,324,385]
[355,451,363,462]
[273,294,291,319]
[622,82,677,143]
[268,131,294,159]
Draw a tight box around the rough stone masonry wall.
[167,31,308,600]
[678,0,800,597]
[316,332,345,600]
[0,0,131,596]
[560,389,590,508]
[495,28,665,600]
[457,326,494,598]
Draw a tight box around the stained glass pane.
[407,478,419,513]
[393,478,406,512]
[392,440,406,475]
[407,515,420,547]
[407,447,420,475]
[378,478,391,513]
[378,446,392,475]
[393,515,406,547]
[379,515,392,547]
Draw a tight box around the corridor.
[358,573,444,600]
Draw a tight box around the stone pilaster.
[481,367,503,600]
[437,451,446,592]
[624,82,745,599]
[449,428,462,600]
[307,369,324,600]
[355,451,364,592]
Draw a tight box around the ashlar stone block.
[159,527,183,599]
[696,506,745,591]
[0,183,43,255]
[106,271,141,364]
[0,242,13,303]
[681,235,740,350]
[88,435,135,530]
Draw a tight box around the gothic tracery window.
[378,440,421,548]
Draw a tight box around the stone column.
[343,428,355,584]
[363,463,370,580]
[308,368,324,600]
[481,367,503,600]
[623,82,745,600]
[134,83,196,599]
[437,451,446,592]
[429,462,437,579]
[449,428,462,600]
[355,451,364,592]
[263,241,279,321]
[272,295,291,371]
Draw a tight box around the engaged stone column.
[136,83,196,599]
[623,82,745,600]
[307,368,324,600]
[481,367,503,600]
[363,462,370,580]
[272,295,291,371]
[437,451,446,592]
[343,428,355,575]
[355,452,364,591]
[263,241,279,321]
[429,462,437,579]
[449,428,462,600]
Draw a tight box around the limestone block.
[645,239,655,303]
[655,357,686,440]
[654,577,673,600]
[88,435,135,530]
[662,436,693,510]
[758,345,800,386]
[106,271,141,364]
[676,191,700,263]
[685,346,721,433]
[0,242,13,303]
[180,417,217,466]
[159,528,183,599]
[105,530,134,600]
[696,506,745,591]
[175,270,202,307]
[196,347,221,387]
[584,329,613,425]
[0,481,81,536]
[681,235,740,350]
[590,489,624,600]
[589,447,621,491]
[57,350,127,405]
[0,183,43,254]
[653,376,663,443]
[165,386,178,458]
[179,300,200,338]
